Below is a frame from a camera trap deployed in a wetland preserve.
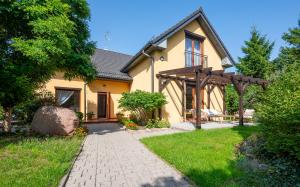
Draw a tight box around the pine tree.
[237,28,274,79]
[274,18,300,71]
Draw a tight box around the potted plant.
[86,112,94,120]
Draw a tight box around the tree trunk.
[3,107,12,132]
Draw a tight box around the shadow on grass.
[231,125,261,139]
[183,159,244,187]
[141,176,190,187]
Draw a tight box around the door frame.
[97,92,110,119]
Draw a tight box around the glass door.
[185,37,201,67]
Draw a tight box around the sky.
[87,0,300,63]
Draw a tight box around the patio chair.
[235,109,255,122]
[202,109,226,122]
[190,109,209,121]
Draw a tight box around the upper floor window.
[185,30,206,67]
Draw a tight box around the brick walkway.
[65,123,190,187]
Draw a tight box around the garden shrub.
[125,122,138,130]
[76,112,84,127]
[116,112,124,122]
[236,134,300,186]
[14,90,56,124]
[118,90,167,125]
[255,64,300,160]
[146,119,170,128]
[74,126,89,136]
[0,106,3,120]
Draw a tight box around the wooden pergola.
[157,65,268,128]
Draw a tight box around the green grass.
[0,135,84,187]
[141,126,259,187]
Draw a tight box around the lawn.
[141,126,259,187]
[0,135,83,187]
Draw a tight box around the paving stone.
[65,123,190,187]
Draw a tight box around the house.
[44,7,234,124]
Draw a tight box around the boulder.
[31,106,79,136]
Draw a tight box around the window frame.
[55,87,81,112]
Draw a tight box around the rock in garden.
[31,106,79,136]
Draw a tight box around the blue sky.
[87,0,300,62]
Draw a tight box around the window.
[185,37,201,67]
[55,88,80,112]
[186,85,205,111]
[185,30,205,67]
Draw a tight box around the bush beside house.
[118,90,168,130]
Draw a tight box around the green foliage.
[13,90,56,124]
[0,0,96,130]
[125,122,138,130]
[237,28,274,79]
[74,126,88,136]
[243,85,264,109]
[236,134,300,186]
[0,135,83,186]
[0,106,3,120]
[142,126,259,186]
[116,112,124,122]
[255,64,300,160]
[225,85,238,115]
[274,19,300,71]
[146,119,170,128]
[75,112,84,126]
[118,90,167,125]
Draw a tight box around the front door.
[98,93,107,118]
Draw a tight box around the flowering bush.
[125,122,138,130]
[74,126,89,136]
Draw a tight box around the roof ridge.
[96,48,132,57]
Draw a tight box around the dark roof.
[121,7,235,72]
[91,49,132,81]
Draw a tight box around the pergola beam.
[157,65,267,127]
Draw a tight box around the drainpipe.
[142,50,155,93]
[84,82,87,120]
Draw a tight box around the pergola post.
[182,80,186,122]
[158,77,163,119]
[207,85,211,109]
[232,81,249,126]
[220,85,226,115]
[196,71,201,128]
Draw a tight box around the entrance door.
[98,93,107,118]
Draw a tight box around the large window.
[55,88,80,112]
[185,31,205,67]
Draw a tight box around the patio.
[157,65,267,128]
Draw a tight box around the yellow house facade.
[44,8,234,123]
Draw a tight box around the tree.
[225,85,238,115]
[237,28,274,79]
[274,18,300,71]
[0,0,96,132]
[255,64,300,160]
[235,28,274,109]
[118,90,167,125]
